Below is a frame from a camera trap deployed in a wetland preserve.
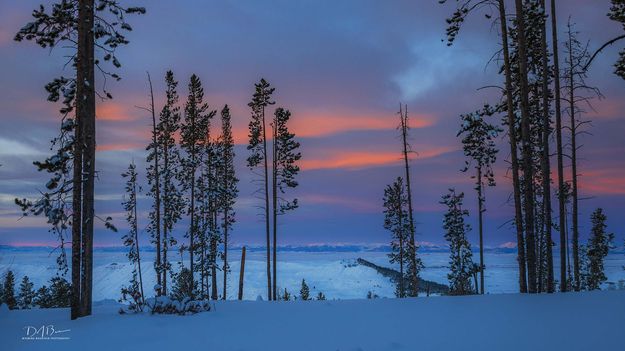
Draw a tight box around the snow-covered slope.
[1,290,624,351]
[2,247,625,300]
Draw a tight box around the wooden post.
[238,246,246,300]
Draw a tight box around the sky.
[0,0,624,249]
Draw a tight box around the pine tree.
[49,277,72,307]
[14,1,145,319]
[316,292,326,301]
[398,105,422,297]
[2,271,16,309]
[563,21,602,291]
[271,107,301,299]
[120,163,145,310]
[441,189,475,296]
[144,72,163,296]
[180,74,214,292]
[281,288,291,301]
[457,104,502,294]
[34,286,52,308]
[550,0,568,293]
[170,267,197,300]
[299,279,310,301]
[17,276,36,309]
[218,105,239,300]
[583,208,614,291]
[247,79,275,300]
[383,177,410,298]
[156,71,184,296]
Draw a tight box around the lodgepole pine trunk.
[261,106,272,301]
[477,166,485,294]
[498,0,527,293]
[400,105,419,296]
[550,0,567,292]
[211,206,218,300]
[238,246,246,300]
[539,0,555,293]
[71,79,83,320]
[272,114,278,301]
[78,0,96,316]
[162,142,170,296]
[568,31,580,291]
[147,72,162,296]
[514,0,538,293]
[222,206,229,300]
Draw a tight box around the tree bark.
[78,0,96,316]
[498,0,527,293]
[238,246,246,300]
[514,0,538,293]
[539,0,554,293]
[261,105,272,301]
[147,72,162,296]
[477,166,485,294]
[272,115,278,301]
[132,169,145,304]
[400,105,419,297]
[162,142,170,296]
[568,32,580,291]
[222,205,229,300]
[550,0,567,292]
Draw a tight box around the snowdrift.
[1,290,624,351]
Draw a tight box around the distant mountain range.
[0,243,536,254]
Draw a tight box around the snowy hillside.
[2,290,624,351]
[1,247,625,301]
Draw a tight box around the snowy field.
[1,290,624,351]
[1,246,624,300]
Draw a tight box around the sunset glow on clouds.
[1,0,624,248]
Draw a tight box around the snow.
[1,247,624,301]
[1,291,624,350]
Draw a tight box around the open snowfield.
[1,246,624,300]
[1,290,624,351]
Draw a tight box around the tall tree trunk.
[78,0,96,316]
[238,246,246,300]
[272,116,278,301]
[550,0,567,292]
[539,0,555,293]
[162,143,170,296]
[222,205,229,300]
[261,106,272,301]
[477,166,485,294]
[211,203,218,300]
[498,0,527,293]
[568,33,580,291]
[147,72,162,296]
[514,0,538,293]
[71,69,83,320]
[189,119,196,289]
[400,105,418,296]
[398,193,405,298]
[132,173,145,304]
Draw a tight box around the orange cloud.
[580,169,625,195]
[291,112,434,138]
[301,147,453,171]
[230,111,435,143]
[97,142,144,152]
[96,102,137,122]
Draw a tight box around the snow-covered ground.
[1,290,624,351]
[1,247,624,300]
